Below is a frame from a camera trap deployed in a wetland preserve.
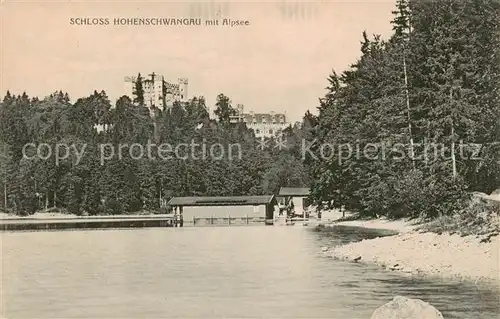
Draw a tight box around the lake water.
[1,225,499,318]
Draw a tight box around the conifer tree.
[214,93,236,124]
[133,73,145,107]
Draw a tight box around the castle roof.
[243,113,286,124]
[164,82,180,91]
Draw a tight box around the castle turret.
[230,104,245,123]
[178,78,188,101]
[237,104,244,114]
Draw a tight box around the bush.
[418,193,500,239]
[104,199,124,215]
[357,170,468,220]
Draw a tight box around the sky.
[1,0,396,122]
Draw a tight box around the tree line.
[0,90,310,215]
[1,0,499,219]
[307,0,500,218]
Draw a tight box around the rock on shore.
[370,296,444,319]
[329,231,499,282]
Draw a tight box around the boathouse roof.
[278,187,310,197]
[167,195,277,207]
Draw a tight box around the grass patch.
[417,194,500,242]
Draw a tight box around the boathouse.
[278,187,310,218]
[167,195,278,226]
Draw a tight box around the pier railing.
[1,214,279,231]
[189,215,269,226]
[0,215,176,231]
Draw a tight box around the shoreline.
[323,216,499,287]
[3,212,498,288]
[328,217,419,233]
[0,211,173,221]
[0,212,177,231]
[0,212,171,220]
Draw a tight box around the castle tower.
[237,104,244,114]
[230,104,245,123]
[178,78,188,101]
[123,76,137,107]
[147,72,165,110]
[236,104,244,122]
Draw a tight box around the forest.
[0,89,312,215]
[307,0,500,219]
[1,0,499,219]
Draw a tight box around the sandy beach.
[330,217,419,233]
[324,216,499,285]
[0,212,78,219]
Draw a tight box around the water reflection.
[1,226,498,318]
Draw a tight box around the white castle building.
[230,104,288,139]
[94,73,188,133]
[124,72,188,112]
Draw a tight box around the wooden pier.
[0,215,176,231]
[190,215,271,226]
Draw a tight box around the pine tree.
[391,0,415,169]
[409,0,496,181]
[214,93,236,124]
[133,73,145,107]
[2,91,14,105]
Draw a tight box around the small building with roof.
[167,195,278,226]
[278,187,311,218]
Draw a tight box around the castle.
[124,72,188,112]
[94,74,288,136]
[95,73,188,132]
[230,104,288,139]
